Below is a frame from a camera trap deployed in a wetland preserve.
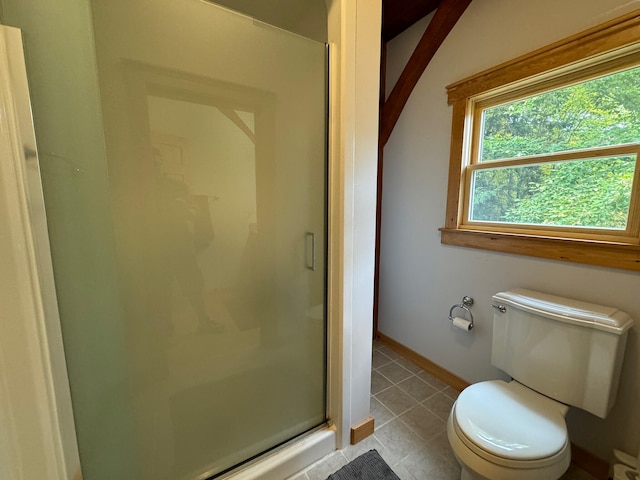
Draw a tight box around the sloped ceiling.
[382,0,441,41]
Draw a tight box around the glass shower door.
[92,4,328,479]
[3,1,327,479]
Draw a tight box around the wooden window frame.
[440,10,640,271]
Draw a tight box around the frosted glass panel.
[91,3,327,478]
[3,1,327,479]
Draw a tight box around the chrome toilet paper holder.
[448,296,474,329]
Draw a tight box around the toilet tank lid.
[493,289,633,335]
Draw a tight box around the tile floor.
[289,340,599,480]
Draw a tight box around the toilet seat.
[452,380,570,469]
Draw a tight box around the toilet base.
[455,456,502,480]
[452,445,569,480]
[460,466,485,480]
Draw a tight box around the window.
[468,65,640,240]
[441,10,640,271]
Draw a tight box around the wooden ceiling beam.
[379,0,472,146]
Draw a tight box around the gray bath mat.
[326,449,400,480]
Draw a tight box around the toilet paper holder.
[449,296,474,330]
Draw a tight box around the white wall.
[379,0,640,461]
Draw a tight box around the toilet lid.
[454,380,568,461]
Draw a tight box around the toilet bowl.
[447,380,571,480]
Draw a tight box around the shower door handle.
[305,232,316,271]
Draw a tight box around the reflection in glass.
[147,97,257,337]
[119,74,327,480]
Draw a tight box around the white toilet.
[447,289,633,480]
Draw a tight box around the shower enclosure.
[1,1,328,479]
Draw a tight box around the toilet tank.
[491,289,633,419]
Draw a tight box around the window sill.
[439,228,640,271]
